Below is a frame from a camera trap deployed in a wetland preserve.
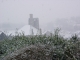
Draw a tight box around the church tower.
[28,14,39,29]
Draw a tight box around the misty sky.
[0,0,80,33]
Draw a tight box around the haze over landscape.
[0,0,80,37]
[0,1,80,60]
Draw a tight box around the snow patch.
[7,25,39,36]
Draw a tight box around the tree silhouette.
[0,32,7,40]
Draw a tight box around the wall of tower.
[28,14,34,26]
[28,14,39,29]
[34,18,39,29]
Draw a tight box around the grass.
[0,31,80,60]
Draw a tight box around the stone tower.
[28,14,39,29]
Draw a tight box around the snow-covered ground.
[6,25,80,38]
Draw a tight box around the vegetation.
[0,29,80,60]
[0,32,7,40]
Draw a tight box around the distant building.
[28,14,39,29]
[7,14,41,36]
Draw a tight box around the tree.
[0,32,7,40]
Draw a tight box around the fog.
[0,0,80,35]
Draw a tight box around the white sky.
[0,0,80,32]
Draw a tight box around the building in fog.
[8,14,40,36]
[28,14,39,29]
